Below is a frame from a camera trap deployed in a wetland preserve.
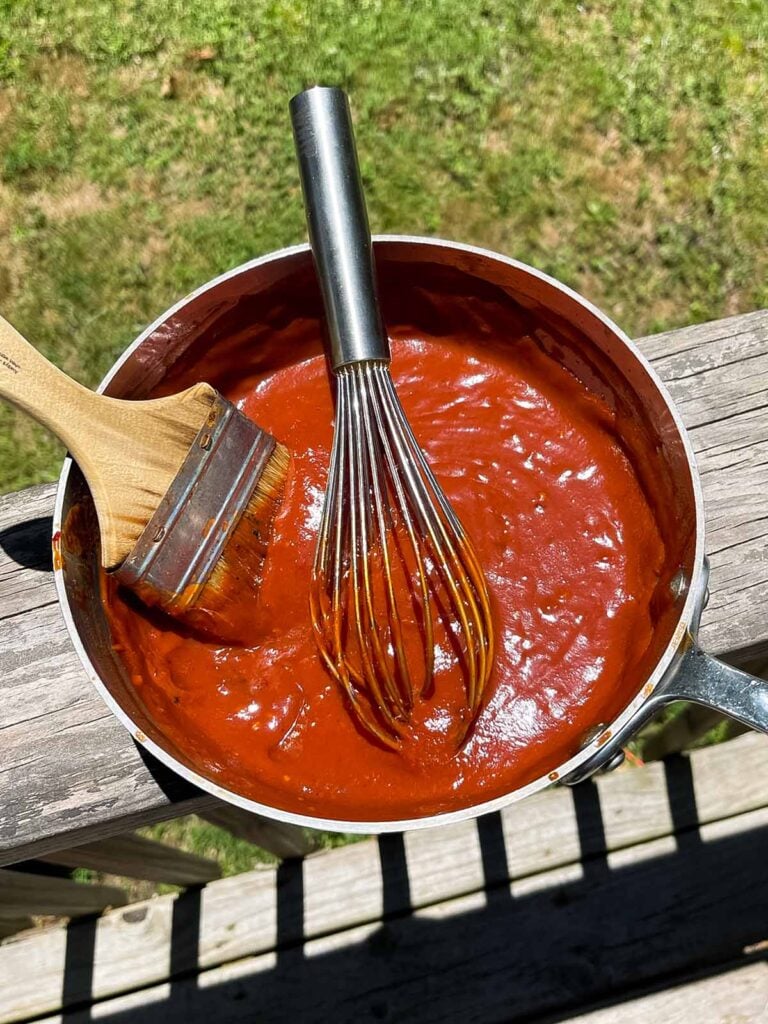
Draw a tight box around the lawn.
[1,1,766,875]
[1,0,766,494]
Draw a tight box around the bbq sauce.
[103,275,669,820]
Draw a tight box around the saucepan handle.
[563,642,768,786]
[661,647,768,732]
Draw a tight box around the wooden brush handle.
[0,313,217,568]
[0,314,102,454]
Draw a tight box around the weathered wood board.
[0,868,126,918]
[1,309,768,862]
[18,807,768,1024]
[1,731,765,1023]
[564,961,768,1024]
[40,833,221,885]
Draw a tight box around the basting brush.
[0,314,288,643]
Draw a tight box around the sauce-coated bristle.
[249,441,291,510]
[178,442,291,642]
[115,389,291,644]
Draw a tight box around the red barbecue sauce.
[103,305,666,820]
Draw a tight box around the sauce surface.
[104,300,668,820]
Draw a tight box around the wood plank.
[0,485,56,620]
[0,869,126,918]
[0,872,277,1023]
[560,961,768,1024]
[28,806,768,1024]
[40,833,221,885]
[0,592,213,863]
[0,485,213,864]
[0,918,33,940]
[1,309,768,861]
[1,732,765,1022]
[639,309,768,659]
[199,805,317,860]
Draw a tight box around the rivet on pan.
[669,570,688,600]
[600,750,626,774]
[153,526,166,543]
[200,433,212,451]
[580,723,607,749]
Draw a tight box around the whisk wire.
[373,366,490,713]
[348,370,406,720]
[311,376,396,748]
[293,85,494,748]
[358,367,414,716]
[366,364,436,702]
[310,361,494,746]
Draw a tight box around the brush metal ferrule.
[290,86,390,370]
[114,395,275,611]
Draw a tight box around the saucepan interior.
[53,237,704,832]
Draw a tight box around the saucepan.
[52,237,768,832]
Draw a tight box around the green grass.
[0,0,766,492]
[1,2,766,879]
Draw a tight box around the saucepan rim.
[52,235,706,833]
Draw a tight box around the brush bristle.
[171,442,290,642]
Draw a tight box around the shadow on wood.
[131,743,209,811]
[61,916,97,1024]
[0,515,53,573]
[52,761,768,1024]
[169,886,203,1006]
[0,869,126,919]
[476,811,513,897]
[377,833,412,917]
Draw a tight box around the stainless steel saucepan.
[53,237,768,832]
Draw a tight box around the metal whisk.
[291,87,494,747]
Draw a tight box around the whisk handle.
[290,86,390,370]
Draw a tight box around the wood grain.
[22,806,768,1024]
[562,961,768,1024]
[0,869,126,918]
[0,484,56,620]
[40,833,221,885]
[0,315,218,568]
[1,732,765,1022]
[639,309,768,659]
[1,309,768,861]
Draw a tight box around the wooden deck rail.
[1,309,767,1021]
[1,731,766,1022]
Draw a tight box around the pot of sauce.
[52,237,768,832]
